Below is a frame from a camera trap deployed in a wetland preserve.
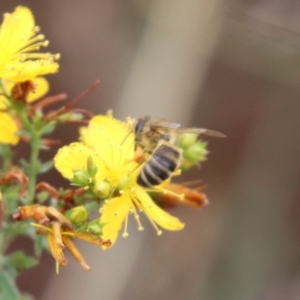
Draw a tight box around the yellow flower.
[0,6,59,82]
[0,77,49,145]
[55,114,185,247]
[0,111,19,144]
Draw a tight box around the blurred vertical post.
[198,87,300,300]
[116,0,224,123]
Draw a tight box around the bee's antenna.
[120,131,133,146]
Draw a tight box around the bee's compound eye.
[134,119,146,136]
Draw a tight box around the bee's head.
[134,116,150,140]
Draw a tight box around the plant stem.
[0,144,12,172]
[27,131,40,203]
[15,107,41,204]
[0,79,42,204]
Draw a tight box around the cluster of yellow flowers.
[1,6,209,273]
[0,6,58,145]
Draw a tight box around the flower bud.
[87,156,97,177]
[184,143,208,162]
[178,133,198,148]
[71,170,90,186]
[180,140,208,171]
[69,206,88,224]
[93,181,111,199]
[87,219,102,236]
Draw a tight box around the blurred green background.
[1,1,300,299]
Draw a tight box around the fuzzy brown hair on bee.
[133,116,225,188]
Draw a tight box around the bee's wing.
[181,128,226,138]
[150,122,181,130]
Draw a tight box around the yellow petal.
[0,112,19,145]
[54,142,92,179]
[0,7,34,66]
[80,115,135,182]
[27,77,49,102]
[1,60,59,82]
[0,6,60,81]
[134,188,185,231]
[80,115,133,153]
[100,194,132,247]
[0,95,9,110]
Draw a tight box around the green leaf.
[0,144,13,160]
[15,130,30,137]
[41,121,56,135]
[34,235,49,256]
[39,160,54,174]
[8,251,39,272]
[19,159,29,173]
[4,221,35,239]
[0,269,20,300]
[36,191,50,203]
[0,267,34,300]
[58,112,83,121]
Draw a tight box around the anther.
[37,34,45,40]
[138,226,144,231]
[123,215,129,237]
[157,230,163,236]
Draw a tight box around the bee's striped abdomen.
[137,142,182,188]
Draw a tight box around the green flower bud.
[87,219,103,236]
[180,140,208,171]
[178,133,198,148]
[184,142,208,162]
[93,181,111,199]
[87,156,97,177]
[71,169,90,186]
[69,205,88,224]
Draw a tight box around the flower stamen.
[144,211,163,236]
[122,214,129,238]
[131,204,144,232]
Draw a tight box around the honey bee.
[133,116,225,187]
